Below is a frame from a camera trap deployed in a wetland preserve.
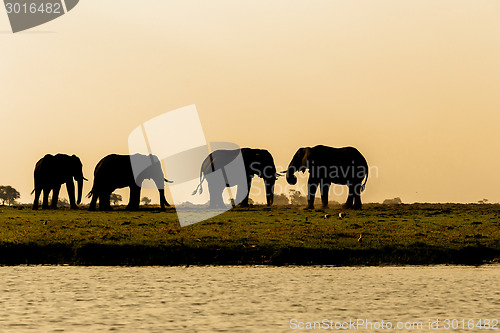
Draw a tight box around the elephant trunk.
[286,167,297,185]
[77,178,83,205]
[151,175,169,209]
[158,189,169,209]
[265,180,275,206]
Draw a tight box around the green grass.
[0,204,499,266]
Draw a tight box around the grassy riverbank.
[0,204,499,266]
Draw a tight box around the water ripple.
[0,265,497,332]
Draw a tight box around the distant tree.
[56,197,69,207]
[383,197,402,205]
[0,185,20,206]
[289,189,307,206]
[328,200,342,206]
[478,198,489,204]
[274,193,289,205]
[177,201,196,208]
[37,196,70,207]
[110,193,122,206]
[141,196,151,205]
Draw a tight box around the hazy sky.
[1,0,500,204]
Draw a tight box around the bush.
[383,197,403,205]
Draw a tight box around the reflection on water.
[0,265,498,332]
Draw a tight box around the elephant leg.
[344,184,355,209]
[51,184,61,209]
[33,188,42,210]
[127,185,141,210]
[205,172,227,209]
[89,193,98,211]
[215,185,226,208]
[99,191,112,211]
[306,178,319,209]
[238,177,252,207]
[320,180,330,209]
[207,183,217,209]
[207,181,224,209]
[42,188,50,209]
[353,183,363,210]
[66,180,78,209]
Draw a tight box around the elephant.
[286,145,368,210]
[88,153,170,211]
[192,148,279,208]
[32,154,87,210]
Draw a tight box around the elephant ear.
[256,151,267,164]
[71,154,82,168]
[300,147,311,170]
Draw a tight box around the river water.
[0,265,498,332]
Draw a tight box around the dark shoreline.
[1,243,498,266]
[1,204,499,266]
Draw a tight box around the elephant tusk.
[275,173,285,177]
[164,178,173,183]
[278,171,287,174]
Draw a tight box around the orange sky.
[1,0,500,204]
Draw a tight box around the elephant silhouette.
[32,154,87,210]
[88,153,170,211]
[286,145,368,210]
[193,148,279,208]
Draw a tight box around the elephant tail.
[86,189,94,199]
[361,166,368,192]
[30,189,35,195]
[191,171,205,195]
